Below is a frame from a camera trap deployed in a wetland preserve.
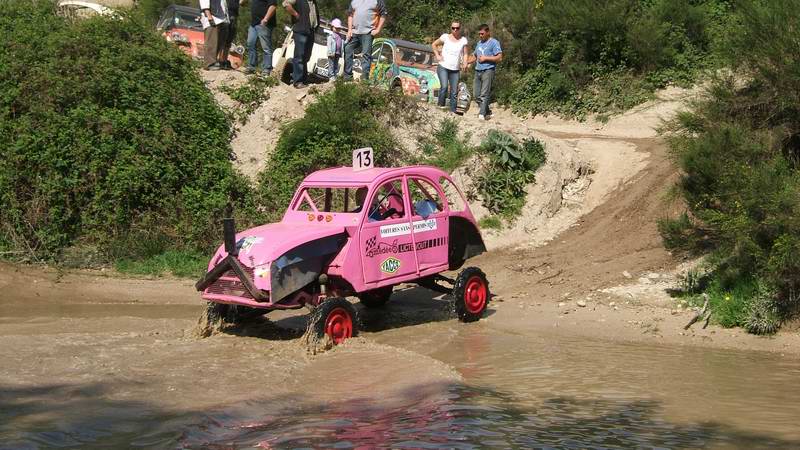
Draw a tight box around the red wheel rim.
[464,276,487,314]
[324,307,353,344]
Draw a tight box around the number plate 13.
[352,147,374,171]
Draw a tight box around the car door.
[407,176,449,272]
[371,43,396,87]
[359,178,417,285]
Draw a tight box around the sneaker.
[205,63,222,71]
[242,66,255,74]
[293,82,307,89]
[438,105,448,110]
[478,114,486,121]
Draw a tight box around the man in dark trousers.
[220,0,240,69]
[199,0,230,70]
[245,0,277,74]
[283,0,319,88]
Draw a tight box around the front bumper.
[196,255,270,307]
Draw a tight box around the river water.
[7,320,797,449]
[0,306,800,448]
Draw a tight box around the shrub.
[257,82,416,213]
[474,131,546,218]
[0,1,252,261]
[661,0,800,332]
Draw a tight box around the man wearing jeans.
[283,0,319,88]
[342,0,387,82]
[245,0,277,74]
[220,0,240,69]
[472,24,502,120]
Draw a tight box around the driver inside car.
[353,185,404,221]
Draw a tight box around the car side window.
[409,178,443,219]
[368,180,406,222]
[439,177,466,212]
[380,44,394,65]
[371,43,382,62]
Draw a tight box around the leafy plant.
[417,118,473,172]
[474,131,547,219]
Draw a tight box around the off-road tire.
[358,286,393,308]
[452,267,490,322]
[308,297,359,345]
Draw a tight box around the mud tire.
[452,267,490,322]
[358,286,393,308]
[308,297,359,345]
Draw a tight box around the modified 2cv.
[196,149,489,345]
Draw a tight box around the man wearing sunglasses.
[471,24,503,120]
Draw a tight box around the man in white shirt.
[199,0,230,70]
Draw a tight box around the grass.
[479,215,503,230]
[418,118,474,172]
[114,250,209,278]
[680,277,759,329]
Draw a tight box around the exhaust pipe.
[223,204,238,256]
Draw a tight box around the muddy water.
[5,317,798,449]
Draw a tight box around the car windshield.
[158,9,202,31]
[294,186,368,214]
[397,47,435,67]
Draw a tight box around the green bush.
[0,1,252,261]
[474,131,546,218]
[662,0,800,332]
[257,82,416,213]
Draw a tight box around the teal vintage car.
[369,38,471,113]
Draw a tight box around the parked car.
[56,0,116,19]
[156,4,243,68]
[196,153,489,345]
[274,19,364,83]
[368,38,471,114]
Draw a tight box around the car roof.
[168,4,201,14]
[302,166,448,185]
[381,38,433,53]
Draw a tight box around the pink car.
[196,165,488,345]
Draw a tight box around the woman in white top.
[432,21,469,113]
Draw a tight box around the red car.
[156,4,243,68]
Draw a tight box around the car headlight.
[458,82,470,101]
[170,32,189,43]
[419,78,429,94]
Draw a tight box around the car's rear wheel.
[308,297,359,345]
[452,267,490,322]
[358,286,393,308]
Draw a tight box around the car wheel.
[358,286,393,308]
[308,297,359,345]
[452,267,490,322]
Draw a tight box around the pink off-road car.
[196,163,488,345]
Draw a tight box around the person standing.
[471,24,503,120]
[432,21,469,113]
[342,0,387,82]
[220,0,240,69]
[283,0,319,88]
[199,0,230,71]
[244,0,277,75]
[326,18,344,80]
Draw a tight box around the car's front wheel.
[452,267,490,322]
